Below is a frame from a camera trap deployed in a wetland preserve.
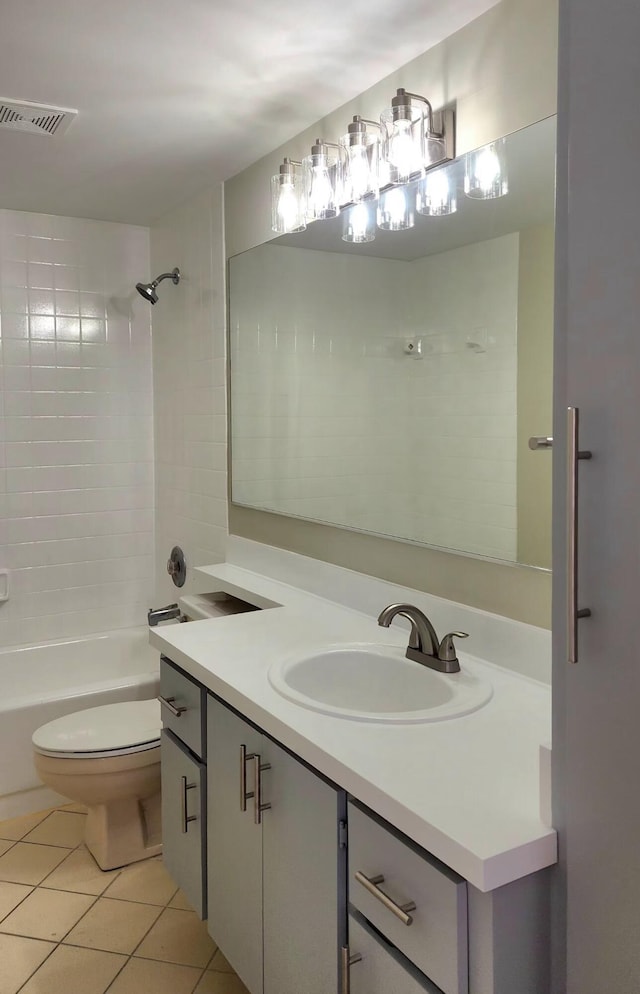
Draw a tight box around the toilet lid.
[33,699,161,756]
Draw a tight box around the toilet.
[33,699,162,871]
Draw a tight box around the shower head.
[135,267,180,304]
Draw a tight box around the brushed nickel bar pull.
[240,744,255,812]
[354,871,416,926]
[528,435,553,450]
[567,406,592,664]
[158,695,187,718]
[341,946,362,994]
[181,776,197,833]
[253,754,271,825]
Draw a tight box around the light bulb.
[465,140,508,200]
[277,182,299,230]
[377,187,414,231]
[308,167,332,214]
[342,202,375,243]
[347,146,371,201]
[417,167,457,216]
[389,120,419,177]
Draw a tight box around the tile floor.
[0,805,250,994]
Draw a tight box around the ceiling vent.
[0,98,77,137]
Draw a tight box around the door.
[347,914,441,994]
[207,697,263,994]
[553,2,640,991]
[262,739,343,994]
[161,730,206,918]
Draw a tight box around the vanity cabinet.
[206,694,345,994]
[159,658,207,919]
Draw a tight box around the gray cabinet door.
[262,739,341,994]
[348,914,440,994]
[554,2,640,991]
[161,729,206,918]
[207,697,264,994]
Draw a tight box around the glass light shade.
[271,170,306,233]
[339,130,379,203]
[416,165,457,216]
[303,142,343,221]
[342,202,376,243]
[380,104,425,185]
[464,139,508,200]
[377,187,415,231]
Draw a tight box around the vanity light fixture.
[342,201,377,243]
[464,138,509,199]
[380,88,455,186]
[271,158,307,234]
[303,139,343,221]
[416,162,457,216]
[339,116,380,203]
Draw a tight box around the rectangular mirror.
[228,116,555,570]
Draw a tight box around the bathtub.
[0,626,160,818]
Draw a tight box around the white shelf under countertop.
[149,562,556,893]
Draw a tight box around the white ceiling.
[0,0,498,226]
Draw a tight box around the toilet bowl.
[33,699,162,871]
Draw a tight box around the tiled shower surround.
[0,211,155,647]
[230,233,519,561]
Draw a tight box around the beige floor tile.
[41,847,120,895]
[107,957,203,994]
[209,950,234,973]
[0,887,95,942]
[103,856,178,906]
[0,933,55,994]
[23,811,86,849]
[0,809,51,843]
[0,882,33,923]
[135,907,216,967]
[60,803,87,814]
[19,944,126,994]
[195,971,250,994]
[169,887,195,911]
[0,840,15,857]
[63,896,161,954]
[0,843,68,885]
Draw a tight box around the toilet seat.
[33,699,161,759]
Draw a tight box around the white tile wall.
[0,210,155,646]
[230,233,518,561]
[150,186,227,602]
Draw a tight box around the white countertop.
[150,561,556,892]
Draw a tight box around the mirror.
[228,116,555,569]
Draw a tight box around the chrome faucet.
[148,603,183,627]
[377,603,468,674]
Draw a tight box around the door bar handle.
[158,695,187,718]
[252,754,271,825]
[240,744,255,812]
[567,406,592,664]
[181,776,197,833]
[354,870,416,926]
[341,946,362,994]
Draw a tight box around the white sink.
[268,643,493,723]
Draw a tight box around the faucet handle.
[438,631,469,662]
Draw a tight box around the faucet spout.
[377,603,466,674]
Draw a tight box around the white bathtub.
[0,627,160,818]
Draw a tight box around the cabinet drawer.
[160,657,205,759]
[348,802,467,994]
[348,914,443,994]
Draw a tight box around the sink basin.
[268,643,493,723]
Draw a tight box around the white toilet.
[33,699,162,871]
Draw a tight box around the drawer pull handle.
[253,753,272,825]
[355,870,416,926]
[341,946,363,994]
[181,776,197,834]
[158,695,187,718]
[240,744,255,812]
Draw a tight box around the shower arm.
[152,268,180,287]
